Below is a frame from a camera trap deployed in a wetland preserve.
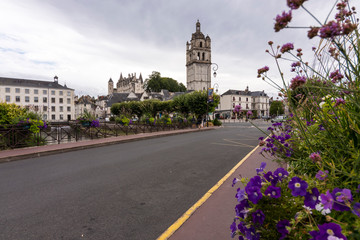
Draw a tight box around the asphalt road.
[0,121,271,240]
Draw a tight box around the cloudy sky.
[0,0,349,97]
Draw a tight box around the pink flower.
[310,152,321,163]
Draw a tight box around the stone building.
[108,73,144,95]
[0,76,75,121]
[186,20,212,91]
[217,87,270,119]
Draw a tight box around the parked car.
[271,115,287,123]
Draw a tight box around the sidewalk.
[159,145,278,240]
[0,127,213,163]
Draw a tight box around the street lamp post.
[206,63,219,127]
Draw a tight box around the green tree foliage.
[0,103,27,124]
[144,71,186,92]
[270,100,285,116]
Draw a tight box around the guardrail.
[0,121,194,150]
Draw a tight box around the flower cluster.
[280,42,294,53]
[257,66,269,78]
[259,122,293,158]
[289,75,306,90]
[233,105,242,113]
[90,120,100,127]
[231,163,360,239]
[274,11,292,32]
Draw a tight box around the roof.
[221,89,268,97]
[0,76,73,90]
[106,92,141,106]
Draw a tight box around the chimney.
[54,75,58,83]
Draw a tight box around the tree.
[184,91,220,119]
[144,71,186,92]
[270,100,285,116]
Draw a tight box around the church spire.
[196,19,201,33]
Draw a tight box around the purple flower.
[336,189,352,203]
[287,0,307,10]
[334,98,346,107]
[315,170,329,180]
[235,199,250,219]
[308,27,319,39]
[276,220,290,239]
[273,168,288,181]
[304,188,320,209]
[310,152,321,163]
[256,162,266,174]
[246,176,262,189]
[264,171,279,185]
[317,223,347,240]
[237,221,247,234]
[290,75,306,90]
[332,188,351,211]
[264,185,281,198]
[235,188,246,202]
[247,111,253,116]
[280,42,294,53]
[352,202,360,217]
[288,177,308,196]
[321,190,334,210]
[245,226,260,240]
[319,21,342,38]
[357,184,360,193]
[329,70,344,82]
[274,11,292,32]
[246,186,263,204]
[252,209,265,225]
[230,221,237,237]
[232,178,240,187]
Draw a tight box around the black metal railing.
[0,121,195,150]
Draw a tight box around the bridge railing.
[0,121,194,150]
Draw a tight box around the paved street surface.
[0,121,271,240]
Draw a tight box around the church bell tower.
[186,20,212,91]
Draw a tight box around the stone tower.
[186,20,212,91]
[108,78,114,95]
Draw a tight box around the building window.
[25,96,30,102]
[25,89,30,94]
[246,104,249,109]
[16,96,20,102]
[43,90,47,95]
[51,98,56,103]
[43,97,47,103]
[239,97,241,101]
[59,98,63,104]
[60,114,64,120]
[34,89,39,94]
[233,97,235,101]
[51,90,55,95]
[15,88,20,93]
[59,91,63,96]
[5,96,10,102]
[5,87,10,93]
[60,106,63,112]
[43,114,47,120]
[51,106,55,112]
[52,114,56,120]
[67,98,71,104]
[43,106,47,111]
[34,97,39,103]
[67,91,71,96]
[246,98,248,102]
[233,103,235,108]
[34,106,39,111]
[67,106,71,112]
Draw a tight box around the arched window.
[202,52,205,60]
[200,42,203,47]
[197,52,200,60]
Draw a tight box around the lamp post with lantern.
[206,63,219,127]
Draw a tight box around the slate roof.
[221,89,268,97]
[0,77,73,90]
[106,92,141,106]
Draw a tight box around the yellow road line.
[156,144,260,240]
